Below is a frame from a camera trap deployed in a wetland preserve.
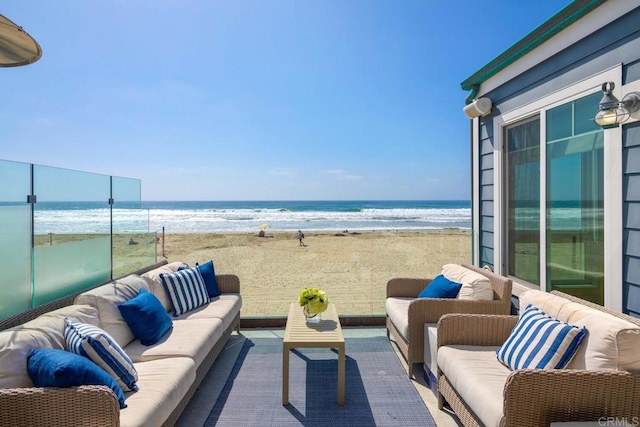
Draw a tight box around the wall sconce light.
[594,82,640,129]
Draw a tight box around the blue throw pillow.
[197,260,220,297]
[118,289,173,346]
[27,348,127,409]
[418,274,462,298]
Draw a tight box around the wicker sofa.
[436,290,640,427]
[386,264,512,377]
[0,261,241,427]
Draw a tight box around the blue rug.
[205,336,436,426]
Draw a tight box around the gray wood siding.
[478,118,494,268]
[624,122,640,317]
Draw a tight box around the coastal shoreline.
[161,229,472,316]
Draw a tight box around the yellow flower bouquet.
[298,287,329,321]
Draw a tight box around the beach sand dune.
[161,230,471,316]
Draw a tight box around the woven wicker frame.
[436,298,640,426]
[0,264,242,427]
[386,264,513,377]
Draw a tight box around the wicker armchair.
[385,264,512,378]
[436,292,640,427]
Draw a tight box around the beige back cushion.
[519,290,640,372]
[442,264,493,300]
[141,261,188,312]
[0,304,99,388]
[75,274,150,348]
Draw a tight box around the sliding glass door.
[503,91,604,304]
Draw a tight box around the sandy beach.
[159,230,471,316]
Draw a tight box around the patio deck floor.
[176,327,461,427]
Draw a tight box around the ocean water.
[25,200,472,234]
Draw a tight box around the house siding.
[478,118,495,268]
[624,122,640,318]
[471,6,640,314]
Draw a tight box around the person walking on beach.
[297,230,305,246]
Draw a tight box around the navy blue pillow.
[197,260,220,297]
[27,348,127,409]
[418,274,462,299]
[118,289,173,346]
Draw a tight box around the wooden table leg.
[282,344,290,405]
[337,344,345,405]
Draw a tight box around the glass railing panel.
[32,165,111,306]
[112,176,155,278]
[0,160,32,319]
[33,237,111,306]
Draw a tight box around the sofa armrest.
[502,369,640,427]
[386,278,430,298]
[437,313,518,347]
[217,274,240,294]
[0,385,119,426]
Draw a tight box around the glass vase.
[303,305,322,324]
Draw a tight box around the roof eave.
[460,0,607,98]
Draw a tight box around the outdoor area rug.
[204,335,436,427]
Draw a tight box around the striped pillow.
[160,267,209,316]
[496,304,587,370]
[64,319,138,391]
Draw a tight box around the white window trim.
[492,65,623,309]
[472,117,480,265]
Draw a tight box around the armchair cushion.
[438,345,509,427]
[418,275,461,299]
[385,297,413,340]
[520,290,640,371]
[442,264,493,300]
[496,305,586,370]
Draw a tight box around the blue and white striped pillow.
[160,267,209,316]
[64,319,138,391]
[496,304,587,370]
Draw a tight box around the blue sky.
[1,1,572,201]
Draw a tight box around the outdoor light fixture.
[594,82,640,129]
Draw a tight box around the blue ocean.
[29,200,471,234]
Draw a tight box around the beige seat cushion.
[438,345,509,427]
[442,264,493,300]
[0,305,100,388]
[75,275,150,348]
[124,318,224,366]
[520,290,640,372]
[0,328,54,388]
[385,297,413,341]
[175,294,241,330]
[140,262,188,312]
[18,304,100,349]
[120,357,196,427]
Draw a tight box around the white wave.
[30,207,472,234]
